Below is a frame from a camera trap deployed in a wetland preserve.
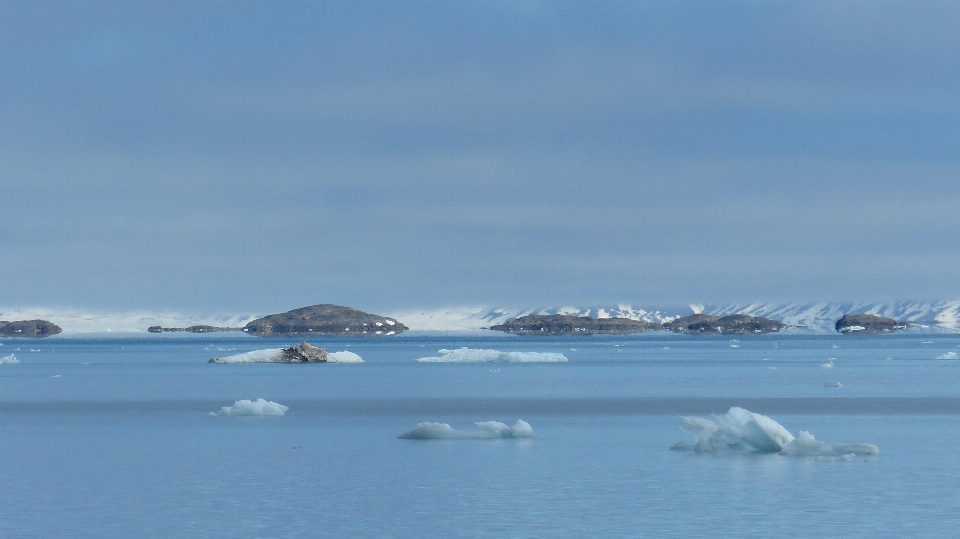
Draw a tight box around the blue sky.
[2,0,958,313]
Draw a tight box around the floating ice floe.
[215,399,288,416]
[839,325,866,333]
[821,359,835,368]
[414,347,567,363]
[398,420,533,440]
[935,352,959,360]
[823,382,843,388]
[209,342,363,363]
[0,354,19,365]
[670,407,878,457]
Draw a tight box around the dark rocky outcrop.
[835,314,910,334]
[148,325,243,333]
[280,341,329,362]
[489,314,660,335]
[208,341,329,363]
[0,320,62,338]
[667,314,786,334]
[243,304,407,337]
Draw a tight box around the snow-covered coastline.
[4,300,960,335]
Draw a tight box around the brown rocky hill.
[243,305,407,337]
[0,319,62,338]
[835,313,909,334]
[489,314,660,335]
[667,314,786,334]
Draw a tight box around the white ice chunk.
[935,352,958,360]
[414,347,568,363]
[0,354,19,365]
[672,407,878,457]
[398,419,533,440]
[780,431,879,457]
[328,351,364,363]
[212,349,285,363]
[218,398,288,416]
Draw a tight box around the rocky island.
[666,314,786,334]
[148,325,244,333]
[242,304,407,337]
[835,314,910,334]
[0,319,62,338]
[489,314,660,335]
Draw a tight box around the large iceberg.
[398,419,533,440]
[671,407,878,457]
[414,347,567,363]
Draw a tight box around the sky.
[1,0,958,315]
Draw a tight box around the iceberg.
[216,398,288,416]
[671,407,878,457]
[935,352,958,360]
[328,350,364,363]
[0,354,19,365]
[414,347,567,363]
[398,419,533,440]
[210,342,363,363]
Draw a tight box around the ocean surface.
[2,332,959,538]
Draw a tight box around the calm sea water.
[2,333,959,538]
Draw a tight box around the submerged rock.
[667,314,786,334]
[0,320,62,338]
[243,304,407,337]
[489,314,660,335]
[835,314,910,334]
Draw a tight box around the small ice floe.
[768,366,777,370]
[398,420,533,440]
[839,325,865,333]
[0,354,19,365]
[663,347,670,350]
[51,375,61,378]
[414,348,567,363]
[832,345,840,349]
[670,407,878,457]
[214,399,288,417]
[821,359,835,368]
[823,382,843,388]
[922,341,933,344]
[730,344,740,348]
[935,352,959,360]
[209,342,363,363]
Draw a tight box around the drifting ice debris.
[399,420,533,440]
[414,348,567,363]
[209,342,363,363]
[670,407,878,457]
[0,354,19,365]
[215,399,288,416]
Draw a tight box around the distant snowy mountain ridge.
[4,300,958,334]
[392,300,960,333]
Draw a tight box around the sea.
[2,332,959,538]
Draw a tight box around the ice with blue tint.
[0,353,19,365]
[672,407,878,456]
[414,347,567,362]
[215,398,289,416]
[399,419,533,439]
